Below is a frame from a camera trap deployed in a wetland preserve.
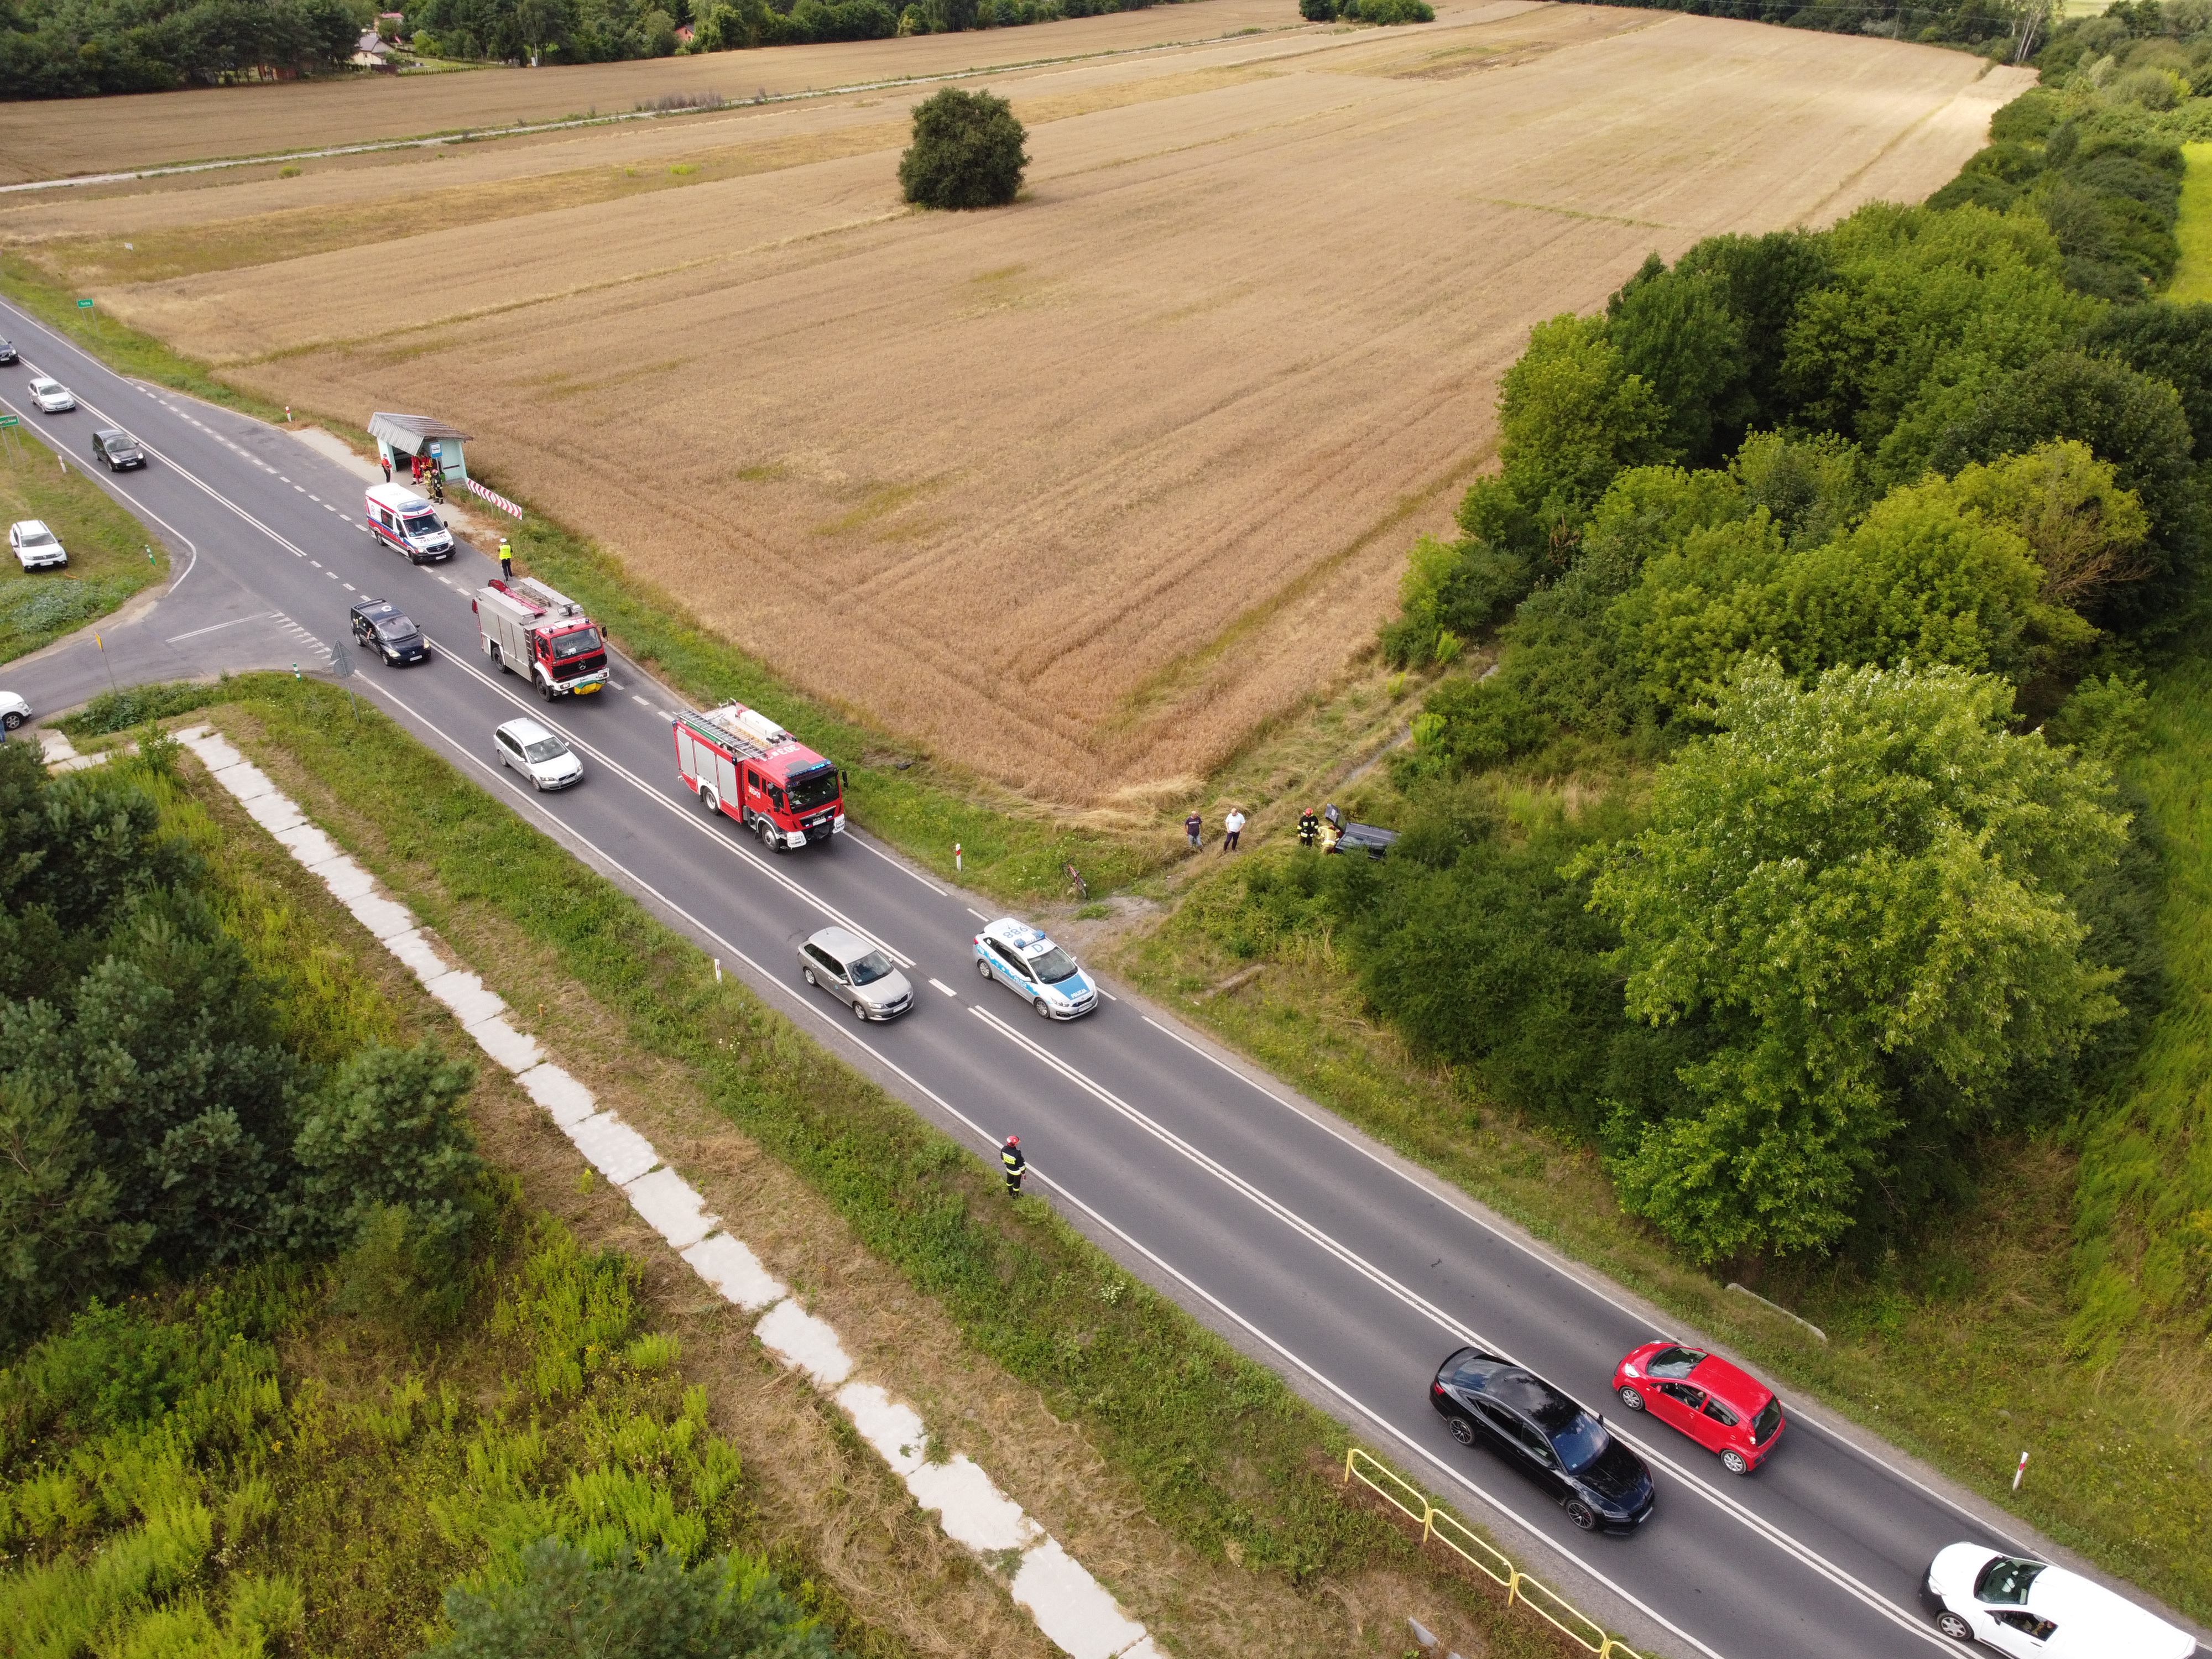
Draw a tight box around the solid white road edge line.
[172,723,1162,1659]
[967,1006,1957,1655]
[1133,1011,2040,1553]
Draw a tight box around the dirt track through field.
[9,2,2031,805]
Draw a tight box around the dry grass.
[8,4,2031,806]
[0,0,1305,185]
[189,696,1557,1659]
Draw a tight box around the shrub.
[898,87,1029,210]
[427,1538,833,1659]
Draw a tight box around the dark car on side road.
[349,598,430,665]
[1431,1347,1656,1533]
[91,428,145,471]
[0,338,16,364]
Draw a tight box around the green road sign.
[0,416,16,429]
[76,298,93,309]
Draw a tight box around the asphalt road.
[0,294,2168,1659]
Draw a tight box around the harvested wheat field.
[11,1,2031,805]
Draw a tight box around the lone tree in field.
[899,88,1028,210]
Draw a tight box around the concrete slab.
[314,858,377,901]
[345,892,416,940]
[566,1112,658,1186]
[384,928,448,983]
[836,1383,929,1478]
[907,1457,1037,1554]
[212,761,279,802]
[680,1233,786,1311]
[242,791,306,834]
[273,822,343,867]
[623,1166,717,1251]
[467,1014,542,1073]
[420,969,505,1026]
[1010,1539,1147,1659]
[517,1062,597,1128]
[754,1298,853,1390]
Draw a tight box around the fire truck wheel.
[539,677,556,702]
[700,786,718,815]
[757,818,777,851]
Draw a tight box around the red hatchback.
[1612,1343,1784,1476]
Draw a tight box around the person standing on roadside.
[1000,1135,1026,1197]
[498,536,514,581]
[1185,808,1203,852]
[380,454,392,484]
[1221,806,1245,853]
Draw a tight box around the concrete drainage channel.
[172,724,1164,1659]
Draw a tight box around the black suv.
[349,598,429,665]
[91,427,144,471]
[1431,1348,1656,1533]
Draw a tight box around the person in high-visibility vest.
[498,537,514,581]
[1000,1135,1026,1197]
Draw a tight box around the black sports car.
[1431,1347,1656,1533]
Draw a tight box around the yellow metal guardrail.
[1343,1447,1644,1659]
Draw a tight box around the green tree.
[898,87,1027,210]
[1942,439,2151,614]
[1780,202,2099,485]
[429,1538,834,1659]
[292,1039,482,1256]
[1626,474,2095,714]
[1932,350,2200,628]
[1585,660,2129,1261]
[1607,254,1752,467]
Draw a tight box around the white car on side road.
[1923,1543,2195,1657]
[8,520,66,570]
[493,717,582,791]
[0,691,30,732]
[28,376,75,413]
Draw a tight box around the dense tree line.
[0,737,483,1348]
[0,0,358,97]
[1305,124,2210,1263]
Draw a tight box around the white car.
[8,520,66,570]
[0,691,29,732]
[1924,1543,2195,1657]
[28,377,75,413]
[973,917,1099,1020]
[494,717,582,791]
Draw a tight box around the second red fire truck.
[673,701,844,850]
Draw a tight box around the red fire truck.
[472,577,610,700]
[674,701,844,851]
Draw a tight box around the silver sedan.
[798,926,913,1021]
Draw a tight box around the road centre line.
[431,646,914,970]
[1,297,2026,1642]
[4,311,915,972]
[968,1004,1958,1655]
[0,378,201,594]
[1136,1013,2031,1552]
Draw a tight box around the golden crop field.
[3,1,2031,805]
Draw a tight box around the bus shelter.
[369,412,472,487]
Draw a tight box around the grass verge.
[0,436,169,665]
[0,743,898,1659]
[1113,766,2212,1625]
[2169,143,2212,304]
[190,670,1599,1659]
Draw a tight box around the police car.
[973,919,1099,1020]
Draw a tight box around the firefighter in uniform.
[1297,807,1319,847]
[1000,1135,1026,1197]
